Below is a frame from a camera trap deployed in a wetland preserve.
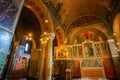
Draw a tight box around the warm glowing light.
[46,37,49,40]
[28,33,32,37]
[40,32,50,44]
[45,19,48,23]
[44,41,47,43]
[115,47,117,50]
[44,32,47,35]
[42,41,44,44]
[117,42,120,45]
[29,37,32,40]
[117,49,120,52]
[26,36,28,40]
[40,38,43,41]
[26,5,32,9]
[113,32,116,36]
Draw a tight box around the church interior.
[0,0,120,80]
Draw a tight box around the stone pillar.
[107,39,120,79]
[45,33,55,80]
[107,39,118,55]
[39,43,46,80]
[39,33,55,80]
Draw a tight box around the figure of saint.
[21,57,27,70]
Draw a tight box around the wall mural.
[0,0,24,78]
[0,28,13,77]
[69,16,101,30]
[73,31,100,44]
[102,58,117,78]
[0,0,18,31]
[25,0,52,32]
[55,27,66,45]
[73,60,81,78]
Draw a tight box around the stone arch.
[69,23,110,44]
[67,15,113,40]
[24,0,54,33]
[113,13,120,33]
[55,26,66,46]
[113,13,120,52]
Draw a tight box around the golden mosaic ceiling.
[50,0,119,26]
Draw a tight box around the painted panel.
[94,43,102,56]
[81,69,105,77]
[101,42,110,56]
[0,28,13,76]
[83,42,94,57]
[54,46,72,59]
[78,45,83,58]
[0,0,24,32]
[73,46,79,58]
[81,58,102,67]
[73,60,81,78]
[102,58,117,78]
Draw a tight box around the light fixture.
[45,19,48,23]
[113,32,120,52]
[40,32,50,44]
[25,33,32,41]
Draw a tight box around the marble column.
[107,39,120,79]
[45,33,55,80]
[39,43,46,80]
[39,33,55,80]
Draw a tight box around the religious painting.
[83,42,94,57]
[0,28,13,77]
[66,60,72,69]
[94,43,102,57]
[94,58,102,67]
[72,46,79,58]
[67,46,72,58]
[78,45,83,58]
[0,0,24,32]
[72,60,81,78]
[102,58,117,78]
[13,54,30,70]
[81,58,102,67]
[18,45,25,54]
[54,46,69,59]
[12,45,30,71]
[101,42,110,56]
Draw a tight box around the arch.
[24,0,54,33]
[67,15,113,39]
[55,26,66,46]
[15,6,40,49]
[69,24,108,45]
[113,13,120,51]
[113,13,120,33]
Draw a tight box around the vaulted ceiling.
[44,0,120,26]
[14,0,120,46]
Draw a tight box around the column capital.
[107,39,115,42]
[49,33,55,40]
